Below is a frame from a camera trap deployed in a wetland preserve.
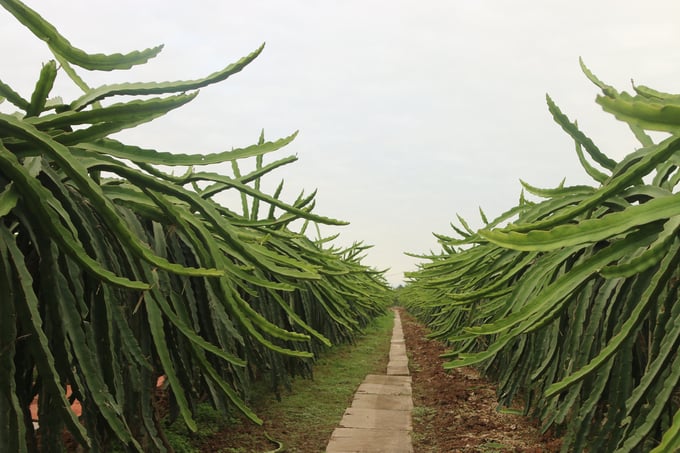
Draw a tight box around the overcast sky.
[2,1,680,286]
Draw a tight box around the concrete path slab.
[387,358,409,366]
[363,374,411,385]
[326,309,413,453]
[356,382,412,396]
[340,407,412,430]
[390,343,406,354]
[352,393,413,411]
[386,364,410,376]
[326,428,412,453]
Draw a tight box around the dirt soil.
[399,308,561,453]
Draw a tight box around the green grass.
[249,311,394,452]
[166,311,395,452]
[479,441,512,452]
[411,405,436,448]
[164,404,239,452]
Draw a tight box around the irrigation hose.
[263,431,286,453]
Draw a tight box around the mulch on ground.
[398,308,561,453]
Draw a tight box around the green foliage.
[404,61,680,452]
[0,1,390,451]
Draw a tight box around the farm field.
[3,1,680,452]
[132,309,559,453]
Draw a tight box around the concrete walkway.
[326,309,413,453]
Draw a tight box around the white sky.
[2,1,680,286]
